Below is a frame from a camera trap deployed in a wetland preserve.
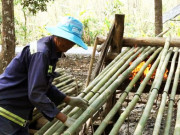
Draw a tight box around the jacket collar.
[50,36,62,59]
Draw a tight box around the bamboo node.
[134,93,142,102]
[150,88,159,92]
[90,91,96,95]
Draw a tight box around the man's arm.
[47,85,66,106]
[28,52,60,121]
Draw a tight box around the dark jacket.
[0,36,66,121]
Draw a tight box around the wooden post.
[91,14,125,79]
[91,21,115,79]
[154,0,163,36]
[111,14,125,53]
[103,14,125,121]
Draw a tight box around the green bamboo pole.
[95,47,162,135]
[164,52,180,135]
[62,83,82,92]
[65,85,83,95]
[54,74,68,81]
[55,68,65,73]
[133,48,173,135]
[36,47,138,135]
[55,78,74,88]
[63,47,158,135]
[108,49,162,135]
[151,36,170,89]
[153,48,179,135]
[54,75,73,84]
[58,81,79,90]
[46,47,145,135]
[61,83,80,92]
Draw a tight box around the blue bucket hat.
[45,16,88,50]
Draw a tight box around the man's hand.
[64,117,76,127]
[56,112,76,127]
[67,96,89,109]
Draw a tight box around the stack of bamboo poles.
[53,68,83,95]
[35,37,180,135]
[31,68,83,124]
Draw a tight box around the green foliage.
[20,0,55,15]
[104,0,123,17]
[11,0,180,47]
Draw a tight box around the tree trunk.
[0,0,15,74]
[154,0,163,36]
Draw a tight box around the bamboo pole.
[94,47,162,135]
[133,48,173,135]
[85,37,99,86]
[164,52,180,135]
[153,48,179,135]
[55,78,74,88]
[151,36,170,89]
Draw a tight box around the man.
[0,16,89,135]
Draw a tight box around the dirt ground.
[57,54,97,88]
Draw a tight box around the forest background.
[1,0,180,47]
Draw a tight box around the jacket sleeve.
[28,52,61,121]
[47,85,66,106]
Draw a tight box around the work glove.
[64,117,76,127]
[68,97,89,109]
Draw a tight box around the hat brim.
[45,26,88,50]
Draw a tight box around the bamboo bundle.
[63,47,158,135]
[35,44,179,135]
